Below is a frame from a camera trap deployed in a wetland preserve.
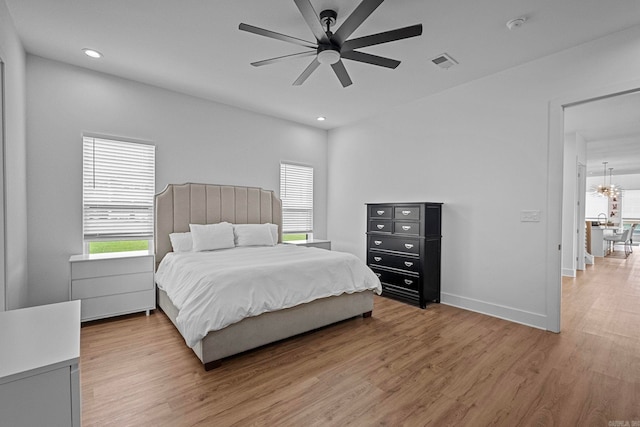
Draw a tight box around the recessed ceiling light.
[82,48,103,59]
[317,116,326,121]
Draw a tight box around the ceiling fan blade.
[239,23,317,49]
[331,60,353,87]
[293,0,330,43]
[341,50,400,69]
[293,58,321,86]
[332,0,384,45]
[341,24,423,51]
[251,51,317,67]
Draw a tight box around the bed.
[155,183,381,370]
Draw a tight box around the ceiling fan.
[239,0,423,87]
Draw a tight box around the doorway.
[563,91,640,275]
[549,80,640,332]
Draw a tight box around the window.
[585,192,608,220]
[83,136,155,253]
[622,190,640,221]
[280,162,313,239]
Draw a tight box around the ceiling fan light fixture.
[317,49,341,65]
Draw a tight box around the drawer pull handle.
[402,225,411,231]
[374,257,382,262]
[404,244,414,249]
[404,261,413,267]
[377,224,385,229]
[377,210,385,215]
[402,210,412,215]
[375,273,382,277]
[374,240,382,246]
[404,279,413,285]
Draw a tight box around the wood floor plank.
[80,253,640,426]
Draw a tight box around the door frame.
[547,79,640,332]
[0,57,5,311]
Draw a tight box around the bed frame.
[155,183,374,370]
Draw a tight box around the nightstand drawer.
[369,205,392,219]
[71,256,154,279]
[80,290,155,322]
[368,252,420,274]
[394,206,420,220]
[368,220,392,233]
[394,221,419,235]
[71,271,154,299]
[368,235,420,255]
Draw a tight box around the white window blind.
[280,162,313,233]
[622,190,640,220]
[83,136,155,240]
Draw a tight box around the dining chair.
[604,228,632,258]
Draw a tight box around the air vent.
[431,53,458,70]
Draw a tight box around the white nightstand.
[69,250,155,322]
[283,239,332,250]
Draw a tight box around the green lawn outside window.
[282,233,307,241]
[89,240,149,254]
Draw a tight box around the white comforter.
[155,244,382,348]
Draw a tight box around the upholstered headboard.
[154,183,283,265]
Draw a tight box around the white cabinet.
[589,226,616,257]
[70,250,155,322]
[0,301,81,427]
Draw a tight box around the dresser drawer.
[368,220,392,233]
[371,267,419,291]
[71,271,154,299]
[368,235,420,255]
[368,252,420,274]
[394,221,420,235]
[369,205,392,219]
[394,206,420,220]
[71,256,154,280]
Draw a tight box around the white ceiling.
[5,0,640,129]
[565,91,640,177]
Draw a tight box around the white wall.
[327,25,640,330]
[26,55,328,306]
[0,0,28,310]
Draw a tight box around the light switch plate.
[521,210,541,222]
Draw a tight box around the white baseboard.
[441,292,547,330]
[562,268,576,277]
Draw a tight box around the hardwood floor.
[80,254,640,426]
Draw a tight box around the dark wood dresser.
[366,202,442,308]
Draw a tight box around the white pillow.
[169,232,192,252]
[267,223,279,244]
[234,223,275,247]
[189,222,235,251]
